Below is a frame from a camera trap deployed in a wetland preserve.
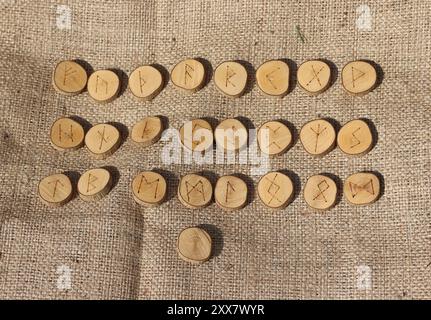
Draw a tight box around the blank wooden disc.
[300,119,336,156]
[38,173,73,207]
[77,168,112,201]
[257,172,294,209]
[52,60,88,96]
[170,59,205,92]
[178,173,213,209]
[177,227,212,264]
[179,119,213,152]
[50,117,85,151]
[129,65,163,100]
[337,119,373,156]
[297,60,331,95]
[214,61,248,98]
[257,120,292,155]
[131,171,167,207]
[85,123,121,159]
[256,60,290,97]
[214,118,248,151]
[304,174,337,211]
[344,172,380,205]
[341,60,377,95]
[214,175,248,211]
[87,70,120,103]
[131,116,163,147]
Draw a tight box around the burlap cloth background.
[0,0,430,299]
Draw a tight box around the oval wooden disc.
[178,174,213,209]
[77,168,112,201]
[129,65,163,100]
[50,117,85,151]
[257,120,292,155]
[341,60,377,95]
[52,60,88,96]
[177,227,212,264]
[85,123,121,159]
[170,59,205,92]
[297,60,331,95]
[344,172,380,205]
[304,174,338,211]
[131,116,163,147]
[337,119,373,156]
[38,173,73,207]
[256,60,290,97]
[257,172,294,209]
[214,175,248,211]
[214,61,248,98]
[131,171,167,207]
[214,118,248,151]
[87,70,120,103]
[300,119,336,156]
[179,119,213,152]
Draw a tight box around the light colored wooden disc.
[131,171,167,207]
[38,173,73,207]
[214,61,248,98]
[257,172,294,209]
[337,119,373,156]
[131,116,163,147]
[170,59,205,92]
[178,174,213,209]
[300,119,336,156]
[341,60,377,95]
[297,60,331,95]
[257,120,292,155]
[85,123,121,159]
[52,60,87,96]
[344,172,380,205]
[177,227,212,264]
[214,175,248,211]
[129,65,163,100]
[77,168,112,201]
[304,175,337,211]
[87,70,120,103]
[179,119,213,152]
[50,117,85,151]
[256,60,290,97]
[214,118,248,151]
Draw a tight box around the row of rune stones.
[53,59,379,102]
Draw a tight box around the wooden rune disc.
[179,119,214,152]
[214,61,248,98]
[131,116,163,147]
[52,60,88,96]
[341,60,377,95]
[256,60,290,97]
[214,118,248,151]
[50,117,85,151]
[344,172,380,205]
[300,119,336,156]
[177,227,212,264]
[214,175,248,211]
[131,171,167,207]
[77,168,112,201]
[297,60,331,95]
[170,58,205,92]
[304,174,338,211]
[38,173,73,207]
[87,69,120,103]
[257,120,292,155]
[337,119,373,156]
[129,65,163,100]
[84,123,121,159]
[178,173,213,209]
[257,172,294,209]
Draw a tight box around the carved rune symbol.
[349,180,374,198]
[224,126,239,148]
[185,180,206,202]
[62,63,76,85]
[95,75,109,95]
[310,124,327,152]
[138,70,146,94]
[86,174,98,193]
[58,124,74,142]
[264,125,282,150]
[140,119,153,139]
[137,175,160,199]
[313,180,330,202]
[47,179,64,198]
[225,181,236,203]
[266,67,280,90]
[350,127,361,148]
[350,67,366,88]
[225,66,236,87]
[186,123,206,147]
[306,65,324,87]
[97,126,110,150]
[265,174,282,204]
[184,64,194,85]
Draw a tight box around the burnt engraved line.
[264,174,282,204]
[62,63,77,85]
[350,127,361,148]
[47,179,65,198]
[58,124,74,142]
[313,180,330,202]
[95,75,109,95]
[351,67,366,88]
[225,65,236,87]
[140,119,149,139]
[310,124,327,152]
[225,181,236,203]
[186,123,208,147]
[349,180,374,198]
[185,180,205,202]
[138,70,146,94]
[265,67,281,90]
[137,175,160,199]
[97,126,110,150]
[184,63,194,85]
[264,125,283,150]
[86,173,98,193]
[306,65,324,87]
